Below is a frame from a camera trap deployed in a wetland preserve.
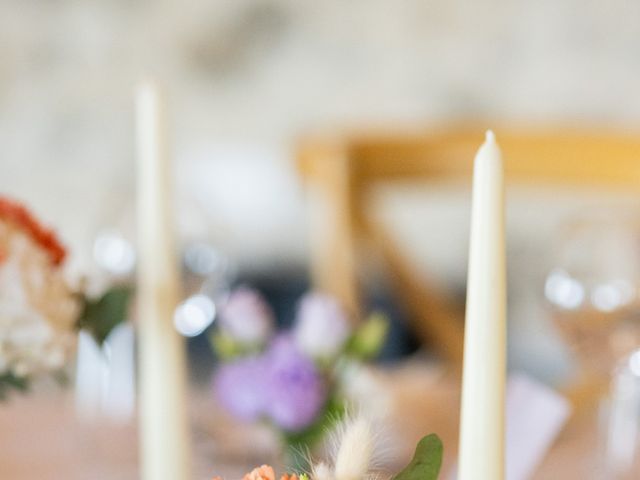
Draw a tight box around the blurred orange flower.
[243,465,276,480]
[213,464,300,480]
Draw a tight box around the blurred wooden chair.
[296,126,640,365]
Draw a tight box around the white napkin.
[450,373,572,480]
[505,373,572,480]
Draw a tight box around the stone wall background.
[2,0,640,379]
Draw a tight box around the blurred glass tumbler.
[545,210,640,380]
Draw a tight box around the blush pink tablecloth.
[0,363,598,479]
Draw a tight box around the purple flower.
[213,335,327,432]
[219,287,274,344]
[214,356,267,421]
[263,335,327,431]
[293,292,351,359]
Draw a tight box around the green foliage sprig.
[76,284,133,344]
[392,434,444,480]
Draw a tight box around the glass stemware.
[545,209,640,392]
[545,209,640,478]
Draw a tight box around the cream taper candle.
[136,81,191,480]
[458,130,506,480]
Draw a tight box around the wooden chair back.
[297,127,640,364]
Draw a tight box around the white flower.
[0,217,78,380]
[218,287,274,344]
[294,292,351,359]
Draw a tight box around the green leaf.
[283,395,345,445]
[76,285,133,344]
[281,396,346,471]
[0,372,29,401]
[347,312,389,359]
[392,434,443,480]
[208,329,269,360]
[209,330,244,359]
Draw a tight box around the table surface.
[0,362,600,480]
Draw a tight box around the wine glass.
[545,209,640,398]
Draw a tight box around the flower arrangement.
[0,197,79,398]
[0,195,132,399]
[212,415,443,480]
[210,287,388,463]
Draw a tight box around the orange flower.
[243,465,276,480]
[0,196,66,265]
[213,464,298,480]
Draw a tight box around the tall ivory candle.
[136,81,191,480]
[458,131,506,480]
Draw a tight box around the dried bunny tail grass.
[284,443,314,475]
[312,462,334,480]
[327,412,386,480]
[333,416,374,480]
